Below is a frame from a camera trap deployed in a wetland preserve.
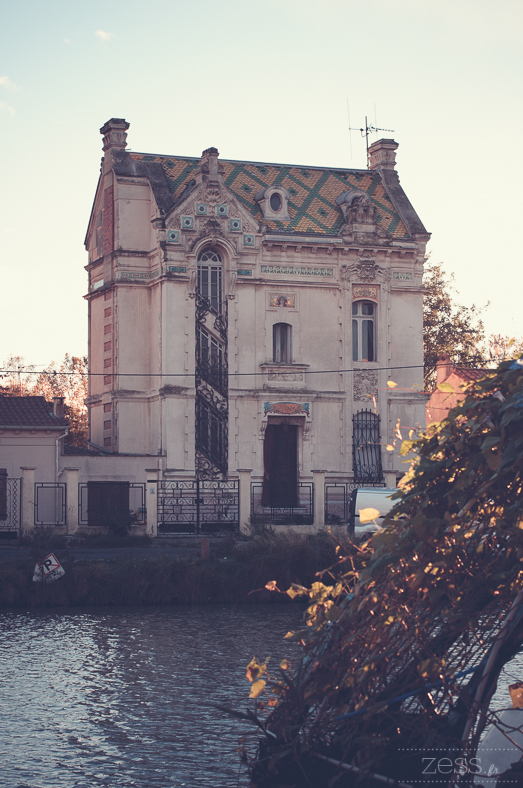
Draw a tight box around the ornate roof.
[130,153,410,239]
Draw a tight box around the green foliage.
[246,356,523,786]
[423,261,486,388]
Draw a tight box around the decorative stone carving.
[268,372,303,381]
[341,255,385,286]
[353,370,378,402]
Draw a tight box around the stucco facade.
[83,118,430,529]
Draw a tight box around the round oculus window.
[270,192,282,212]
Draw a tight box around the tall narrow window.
[198,249,223,314]
[195,248,228,478]
[273,323,292,363]
[352,301,375,362]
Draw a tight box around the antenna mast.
[348,115,394,168]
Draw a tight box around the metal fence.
[157,479,239,534]
[79,482,146,527]
[251,482,314,525]
[34,483,66,526]
[0,477,21,537]
[325,481,386,528]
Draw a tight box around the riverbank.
[0,529,341,608]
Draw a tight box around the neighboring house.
[0,395,152,535]
[426,354,488,425]
[0,396,69,482]
[81,118,430,532]
[0,396,69,537]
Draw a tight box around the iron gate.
[0,476,21,538]
[34,483,66,526]
[157,479,239,534]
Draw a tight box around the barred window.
[353,409,383,483]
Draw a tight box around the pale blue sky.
[1,0,522,367]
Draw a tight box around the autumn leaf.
[359,507,381,524]
[249,680,266,699]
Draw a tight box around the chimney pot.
[368,138,399,171]
[100,118,130,153]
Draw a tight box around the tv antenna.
[347,107,394,168]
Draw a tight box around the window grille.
[352,409,383,483]
[195,248,229,480]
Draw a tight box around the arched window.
[197,249,223,314]
[352,301,376,362]
[353,410,383,483]
[273,323,292,363]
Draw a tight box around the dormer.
[336,189,376,225]
[255,185,290,221]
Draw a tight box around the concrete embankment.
[0,530,340,608]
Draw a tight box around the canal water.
[0,604,304,788]
[2,604,522,788]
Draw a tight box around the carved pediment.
[165,180,259,237]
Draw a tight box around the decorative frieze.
[392,271,413,281]
[261,265,333,277]
[264,402,310,416]
[352,285,378,301]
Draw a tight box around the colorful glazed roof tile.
[130,153,410,239]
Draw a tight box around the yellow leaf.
[437,381,455,393]
[359,507,381,524]
[387,380,398,388]
[385,444,394,452]
[249,680,266,699]
[280,659,290,670]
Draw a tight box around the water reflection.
[0,605,303,788]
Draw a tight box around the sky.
[1,0,522,370]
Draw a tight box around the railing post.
[20,467,36,537]
[312,470,325,531]
[62,468,80,534]
[237,470,252,534]
[145,470,159,538]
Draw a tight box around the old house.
[426,354,488,425]
[80,118,430,533]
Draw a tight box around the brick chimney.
[436,354,453,385]
[368,139,399,171]
[100,118,129,152]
